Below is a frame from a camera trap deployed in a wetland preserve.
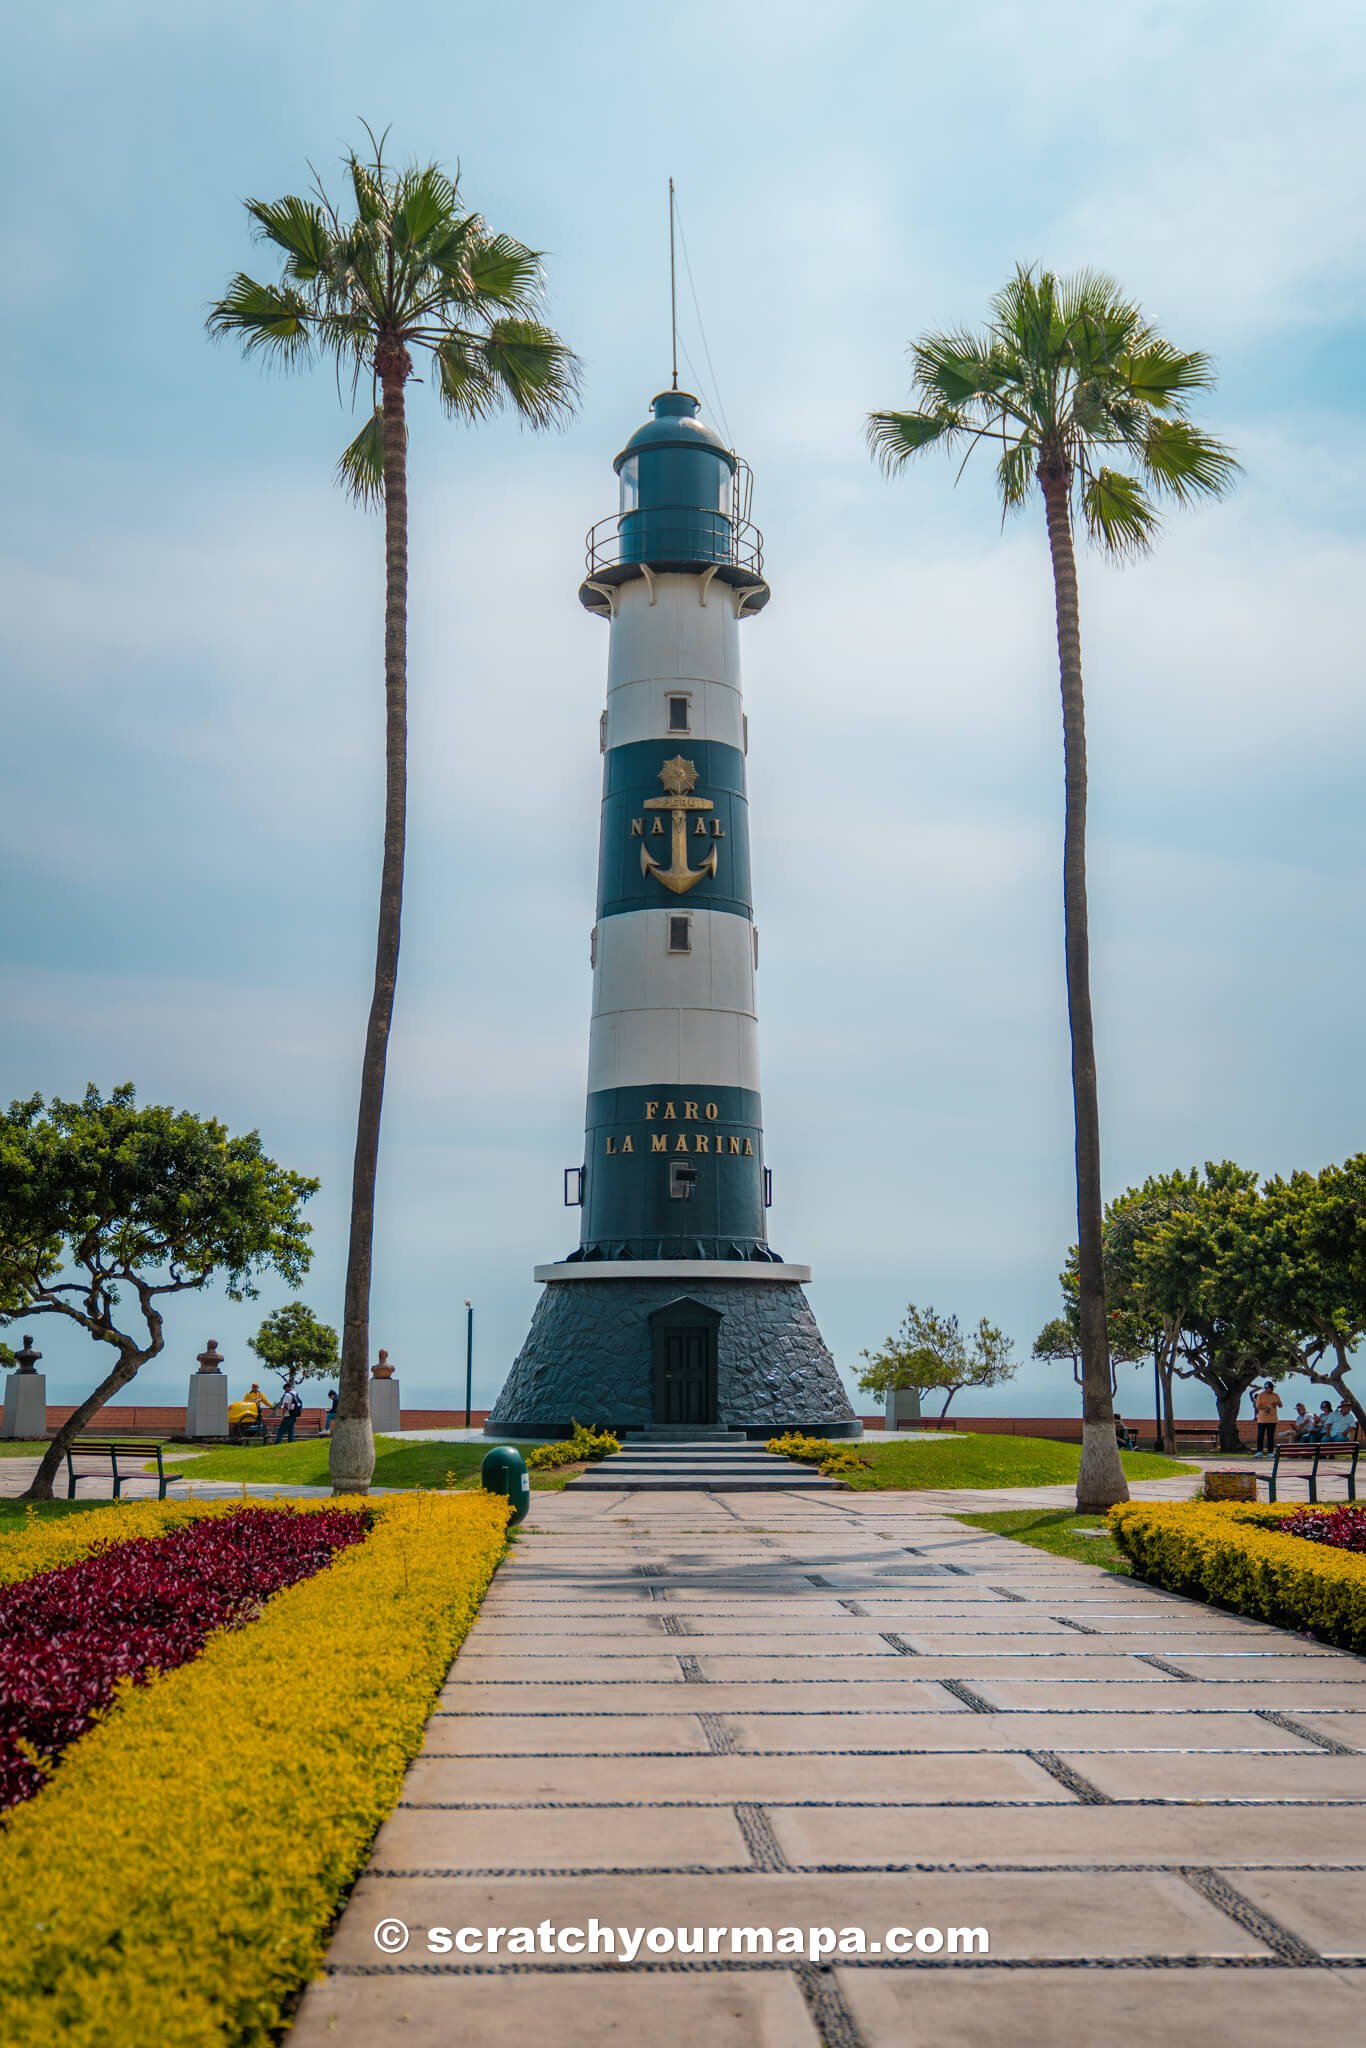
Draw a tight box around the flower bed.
[1281,1503,1366,1553]
[0,1491,510,2046]
[525,1420,621,1469]
[766,1430,869,1477]
[1,1506,367,1809]
[1108,1498,1366,1652]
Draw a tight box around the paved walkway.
[292,1486,1366,2048]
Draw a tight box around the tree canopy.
[248,1300,339,1392]
[0,1084,318,1497]
[859,1302,1018,1416]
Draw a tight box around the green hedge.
[1108,1500,1366,1652]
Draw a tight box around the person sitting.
[1325,1401,1357,1443]
[1304,1400,1335,1443]
[1288,1402,1314,1442]
[1114,1416,1138,1451]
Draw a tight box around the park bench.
[1266,1437,1360,1504]
[1168,1423,1222,1454]
[65,1440,189,1502]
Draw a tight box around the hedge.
[1108,1499,1366,1653]
[0,1492,510,2046]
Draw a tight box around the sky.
[3,0,1364,1423]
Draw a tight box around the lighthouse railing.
[583,508,765,579]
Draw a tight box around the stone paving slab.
[969,1679,1366,1711]
[400,1750,1076,1804]
[1053,1749,1366,1800]
[836,1965,1366,2047]
[369,1802,754,1872]
[290,1969,823,2047]
[1225,1869,1366,1957]
[435,1681,970,1714]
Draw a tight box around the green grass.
[951,1506,1130,1572]
[0,1499,111,1527]
[837,1433,1197,1491]
[158,1437,575,1491]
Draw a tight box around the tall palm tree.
[868,266,1237,1510]
[209,128,580,1494]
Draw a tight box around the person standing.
[322,1388,339,1437]
[274,1386,302,1445]
[1252,1382,1282,1456]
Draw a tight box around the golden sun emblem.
[658,756,699,795]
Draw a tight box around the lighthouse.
[487,389,855,1438]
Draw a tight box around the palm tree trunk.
[330,353,410,1496]
[1040,465,1128,1513]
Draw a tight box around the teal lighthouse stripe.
[570,389,776,1263]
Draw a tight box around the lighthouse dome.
[614,390,736,473]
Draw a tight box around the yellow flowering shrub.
[1108,1498,1366,1652]
[0,1496,233,1585]
[766,1431,868,1476]
[0,1491,510,2045]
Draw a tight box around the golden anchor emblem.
[639,756,719,897]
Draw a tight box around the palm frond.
[335,407,388,507]
[206,275,314,362]
[245,196,333,281]
[1081,466,1160,558]
[865,408,960,473]
[1141,418,1240,502]
[911,330,1007,409]
[393,164,459,253]
[348,151,385,225]
[1123,341,1217,407]
[464,233,544,310]
[432,332,499,420]
[996,435,1036,512]
[476,318,581,427]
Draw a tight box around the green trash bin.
[481,1445,531,1523]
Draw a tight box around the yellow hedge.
[0,1495,273,1586]
[766,1431,869,1476]
[1108,1499,1366,1652]
[0,1491,510,2046]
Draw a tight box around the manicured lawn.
[158,1437,574,1491]
[951,1506,1130,1572]
[840,1433,1197,1491]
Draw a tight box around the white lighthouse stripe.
[604,674,744,752]
[605,573,744,693]
[586,1007,761,1093]
[591,907,755,1019]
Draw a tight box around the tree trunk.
[1160,1349,1175,1455]
[331,349,410,1497]
[1213,1380,1244,1453]
[21,1343,151,1502]
[1040,465,1128,1513]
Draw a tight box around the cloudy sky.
[4,0,1364,1421]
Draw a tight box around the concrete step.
[571,1470,843,1491]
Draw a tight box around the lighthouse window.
[668,693,691,733]
[618,455,640,513]
[668,915,692,955]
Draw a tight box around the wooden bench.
[1267,1438,1360,1504]
[65,1440,189,1502]
[1169,1424,1222,1454]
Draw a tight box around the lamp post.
[464,1300,474,1429]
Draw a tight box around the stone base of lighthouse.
[487,1264,858,1439]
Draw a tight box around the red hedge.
[0,1508,366,1810]
[1282,1503,1366,1554]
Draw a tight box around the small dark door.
[650,1299,720,1426]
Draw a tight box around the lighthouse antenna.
[668,176,679,391]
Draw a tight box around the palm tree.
[209,128,580,1494]
[868,266,1237,1511]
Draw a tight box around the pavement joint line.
[418,1744,1331,1756]
[735,1801,789,1871]
[795,1958,868,2048]
[936,1678,999,1713]
[1179,1865,1324,1965]
[1026,1751,1114,1804]
[876,1633,918,1655]
[989,1586,1027,1601]
[699,1712,738,1754]
[1053,1616,1101,1634]
[363,1860,1366,1878]
[1256,1709,1361,1754]
[658,1614,690,1637]
[837,1600,868,1615]
[1138,1654,1198,1680]
[396,1797,1366,1810]
[320,1956,1362,1976]
[677,1655,706,1684]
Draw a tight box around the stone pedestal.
[2,1372,47,1440]
[370,1376,401,1434]
[885,1385,922,1430]
[186,1372,229,1438]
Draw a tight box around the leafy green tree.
[869,267,1237,1509]
[860,1302,1018,1416]
[248,1299,339,1396]
[0,1086,317,1500]
[1256,1159,1366,1434]
[208,128,580,1496]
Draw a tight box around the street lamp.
[464,1300,474,1429]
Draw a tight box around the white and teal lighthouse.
[488,389,854,1437]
